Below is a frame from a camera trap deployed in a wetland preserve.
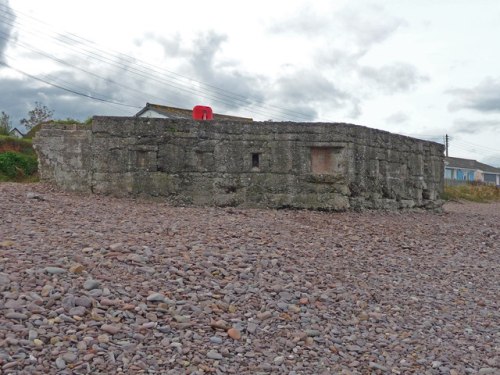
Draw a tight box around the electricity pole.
[445,134,449,157]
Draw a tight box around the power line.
[0,32,176,107]
[0,60,142,110]
[0,5,318,121]
[453,139,499,153]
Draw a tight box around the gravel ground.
[0,182,498,375]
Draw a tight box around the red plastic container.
[192,105,213,120]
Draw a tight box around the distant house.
[8,127,25,138]
[135,103,253,122]
[445,156,500,186]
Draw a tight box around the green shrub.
[0,151,38,178]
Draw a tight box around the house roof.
[8,127,25,137]
[135,103,253,122]
[445,156,500,174]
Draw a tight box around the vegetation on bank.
[443,183,500,203]
[0,136,38,182]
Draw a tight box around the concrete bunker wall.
[34,117,444,210]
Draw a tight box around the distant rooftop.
[135,103,253,122]
[445,156,500,173]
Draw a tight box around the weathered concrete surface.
[33,117,444,210]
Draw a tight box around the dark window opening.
[252,153,260,168]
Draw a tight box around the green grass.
[0,136,39,182]
[443,184,500,203]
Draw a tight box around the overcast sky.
[1,0,499,165]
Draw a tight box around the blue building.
[445,157,500,186]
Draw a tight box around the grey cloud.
[0,76,136,132]
[0,0,15,63]
[481,154,500,168]
[267,6,330,36]
[0,29,269,126]
[269,69,359,121]
[447,78,500,113]
[269,3,404,57]
[274,70,348,104]
[179,31,267,113]
[336,4,405,50]
[452,119,500,134]
[138,32,184,57]
[359,63,429,94]
[386,112,409,124]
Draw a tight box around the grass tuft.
[443,184,500,203]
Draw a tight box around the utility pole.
[445,134,449,157]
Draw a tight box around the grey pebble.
[207,350,223,360]
[83,279,101,290]
[210,336,223,344]
[44,267,66,274]
[55,357,66,369]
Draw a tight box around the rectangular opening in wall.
[252,153,260,169]
[310,147,343,175]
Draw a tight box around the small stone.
[299,297,309,305]
[207,350,223,360]
[277,302,288,310]
[358,311,369,321]
[41,284,53,297]
[227,328,241,340]
[0,272,11,285]
[305,329,320,337]
[109,243,123,251]
[432,361,442,368]
[28,330,38,340]
[44,267,66,275]
[33,339,43,347]
[174,315,189,323]
[27,192,45,200]
[127,254,145,263]
[97,334,110,343]
[478,369,497,374]
[83,279,100,290]
[69,263,85,273]
[122,303,135,310]
[256,311,272,320]
[5,312,28,320]
[246,322,258,334]
[369,362,388,371]
[100,298,119,306]
[69,306,87,316]
[87,289,102,297]
[62,352,77,363]
[55,357,66,370]
[75,296,93,308]
[210,336,223,344]
[77,341,87,351]
[210,319,229,330]
[101,324,121,335]
[146,293,165,302]
[274,356,285,365]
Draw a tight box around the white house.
[135,103,253,122]
[8,127,25,138]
